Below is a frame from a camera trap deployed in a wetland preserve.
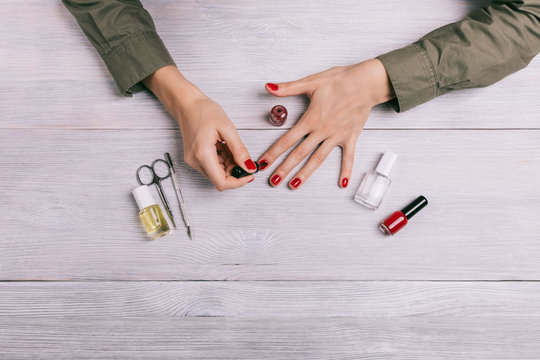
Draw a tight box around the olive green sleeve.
[62,0,176,96]
[376,0,540,112]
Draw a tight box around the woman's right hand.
[143,66,256,191]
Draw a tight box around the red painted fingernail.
[266,83,278,91]
[341,177,349,188]
[244,159,256,171]
[258,160,269,170]
[248,178,254,183]
[270,174,281,186]
[290,178,302,189]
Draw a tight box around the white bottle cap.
[132,185,157,211]
[375,150,397,177]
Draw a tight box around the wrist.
[143,65,206,120]
[349,59,395,106]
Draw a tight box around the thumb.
[219,126,257,173]
[265,76,314,97]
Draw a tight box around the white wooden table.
[1,1,540,358]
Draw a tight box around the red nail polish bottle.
[380,196,428,235]
[269,105,288,126]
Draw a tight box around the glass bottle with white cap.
[354,150,397,210]
[132,185,170,239]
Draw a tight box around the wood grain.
[1,316,540,359]
[2,1,540,358]
[0,0,539,130]
[0,129,538,280]
[2,281,540,317]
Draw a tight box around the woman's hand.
[258,59,395,189]
[143,66,256,191]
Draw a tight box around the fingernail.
[258,160,269,170]
[244,159,257,171]
[270,174,281,186]
[266,83,278,91]
[248,178,254,183]
[290,177,302,189]
[341,177,349,188]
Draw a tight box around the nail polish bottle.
[380,196,428,235]
[269,105,288,126]
[231,162,260,178]
[132,185,170,239]
[354,150,397,210]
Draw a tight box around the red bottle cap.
[379,196,428,235]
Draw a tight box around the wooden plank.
[1,0,539,129]
[1,316,540,359]
[2,281,540,317]
[0,129,538,280]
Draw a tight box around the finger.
[205,163,253,190]
[223,155,236,171]
[216,141,235,169]
[288,139,336,190]
[225,173,255,188]
[339,140,356,189]
[219,126,257,173]
[216,142,255,186]
[200,149,252,191]
[268,134,323,187]
[265,74,317,97]
[217,140,255,182]
[223,151,238,173]
[257,122,308,171]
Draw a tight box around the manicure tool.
[164,152,192,239]
[136,159,177,228]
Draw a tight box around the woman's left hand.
[257,59,394,189]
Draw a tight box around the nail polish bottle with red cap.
[380,196,428,235]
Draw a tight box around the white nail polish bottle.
[354,150,397,210]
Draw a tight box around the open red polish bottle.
[380,196,428,235]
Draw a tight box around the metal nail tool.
[136,159,177,229]
[164,152,192,239]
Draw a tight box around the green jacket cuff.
[376,44,437,112]
[102,31,176,96]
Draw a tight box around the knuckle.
[193,146,207,161]
[278,132,295,148]
[287,145,309,166]
[235,145,250,160]
[312,150,327,164]
[214,182,226,192]
[328,66,345,75]
[276,138,288,149]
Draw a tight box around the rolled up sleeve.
[377,0,540,112]
[376,44,437,113]
[63,0,176,96]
